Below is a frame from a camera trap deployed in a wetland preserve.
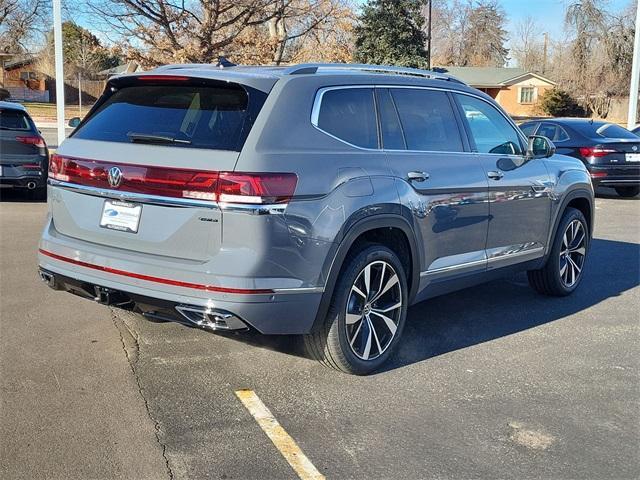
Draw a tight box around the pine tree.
[354,0,429,68]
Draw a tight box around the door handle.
[407,171,429,182]
[487,170,504,180]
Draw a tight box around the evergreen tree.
[354,0,429,68]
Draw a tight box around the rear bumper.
[589,166,640,188]
[38,231,324,335]
[0,174,46,189]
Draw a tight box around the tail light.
[579,146,617,158]
[589,171,608,178]
[49,155,298,204]
[16,135,46,148]
[217,172,298,204]
[22,163,41,170]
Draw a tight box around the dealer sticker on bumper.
[100,200,142,233]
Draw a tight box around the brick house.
[1,56,50,102]
[435,67,557,117]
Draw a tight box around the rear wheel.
[305,245,408,375]
[614,186,639,198]
[528,207,589,296]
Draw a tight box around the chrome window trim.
[48,179,289,214]
[310,84,529,155]
[310,85,381,152]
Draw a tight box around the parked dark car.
[520,118,640,197]
[0,101,49,198]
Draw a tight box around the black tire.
[614,186,640,198]
[528,207,589,296]
[304,245,408,375]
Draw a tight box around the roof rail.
[283,63,464,84]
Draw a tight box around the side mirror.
[68,117,81,128]
[527,135,556,159]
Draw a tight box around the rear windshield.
[0,109,31,131]
[594,123,638,140]
[73,83,261,151]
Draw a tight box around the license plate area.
[100,200,142,233]
[626,153,640,162]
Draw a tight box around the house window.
[519,87,536,104]
[19,71,37,81]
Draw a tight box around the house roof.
[4,56,36,70]
[434,66,556,88]
[98,61,141,76]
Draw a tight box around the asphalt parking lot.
[1,189,638,480]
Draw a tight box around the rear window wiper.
[127,132,191,145]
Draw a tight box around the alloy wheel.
[345,260,402,361]
[559,219,586,288]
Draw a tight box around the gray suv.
[38,63,594,374]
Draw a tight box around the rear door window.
[389,88,463,152]
[0,109,32,131]
[316,88,378,149]
[538,123,569,142]
[376,89,406,150]
[73,83,259,151]
[455,94,524,155]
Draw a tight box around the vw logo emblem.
[107,166,123,188]
[633,145,638,152]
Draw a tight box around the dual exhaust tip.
[27,181,37,190]
[38,268,248,332]
[175,305,248,331]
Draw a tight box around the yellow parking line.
[235,389,325,480]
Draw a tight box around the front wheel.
[305,245,408,375]
[528,207,589,296]
[614,186,639,198]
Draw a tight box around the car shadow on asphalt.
[226,237,639,374]
[0,189,47,203]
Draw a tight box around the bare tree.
[428,0,508,67]
[0,0,45,53]
[511,16,545,72]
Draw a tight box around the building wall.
[495,76,554,117]
[3,65,46,91]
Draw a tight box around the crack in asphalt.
[110,308,174,480]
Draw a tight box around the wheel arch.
[310,214,421,333]
[544,188,594,261]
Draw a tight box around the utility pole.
[53,0,66,146]
[78,72,82,117]
[427,0,432,70]
[542,32,548,74]
[628,1,640,130]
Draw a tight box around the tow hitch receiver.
[93,286,131,306]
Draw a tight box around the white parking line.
[235,389,325,480]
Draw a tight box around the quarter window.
[519,122,539,137]
[519,87,535,104]
[456,94,524,155]
[389,88,463,152]
[316,88,378,149]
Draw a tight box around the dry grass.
[23,102,93,121]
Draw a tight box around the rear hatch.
[0,107,46,175]
[50,75,267,262]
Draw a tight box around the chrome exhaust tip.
[175,305,249,331]
[27,181,37,190]
[38,269,60,290]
